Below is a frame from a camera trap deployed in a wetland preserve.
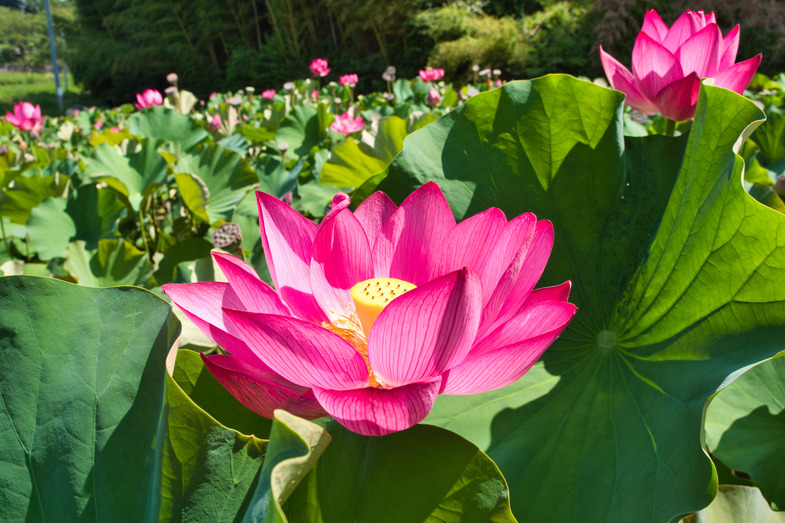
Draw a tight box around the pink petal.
[641,10,668,42]
[719,25,740,70]
[368,268,482,387]
[212,252,291,315]
[437,207,507,291]
[480,220,554,335]
[598,48,658,114]
[519,281,572,310]
[203,354,327,420]
[372,181,456,285]
[5,112,21,127]
[477,213,538,305]
[312,378,441,436]
[712,54,762,95]
[257,191,327,323]
[223,309,370,390]
[310,206,374,321]
[676,23,721,78]
[163,281,244,332]
[471,300,577,359]
[353,191,398,247]
[662,10,707,52]
[654,73,701,121]
[20,102,36,119]
[439,325,570,395]
[632,33,684,103]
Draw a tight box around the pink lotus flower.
[134,89,163,110]
[5,102,43,132]
[94,121,104,130]
[209,113,222,131]
[427,86,442,107]
[600,9,761,121]
[340,73,358,87]
[419,68,445,82]
[310,58,330,77]
[163,183,575,436]
[330,111,365,136]
[262,89,276,99]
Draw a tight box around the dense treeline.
[6,0,784,106]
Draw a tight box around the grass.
[0,71,99,116]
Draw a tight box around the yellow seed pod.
[350,277,416,335]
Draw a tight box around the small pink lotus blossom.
[163,183,575,436]
[262,89,276,99]
[310,58,330,77]
[600,9,761,121]
[330,112,365,136]
[5,102,43,132]
[94,121,104,130]
[340,73,358,87]
[209,113,222,131]
[427,86,442,107]
[209,92,217,100]
[419,68,445,82]
[134,89,163,110]
[110,127,120,132]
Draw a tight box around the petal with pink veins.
[480,220,554,335]
[711,54,762,95]
[163,281,244,332]
[257,191,327,323]
[312,377,441,436]
[353,191,397,246]
[662,10,707,52]
[203,354,327,420]
[600,47,659,114]
[223,309,371,390]
[310,207,374,321]
[719,25,740,70]
[372,181,456,285]
[641,10,668,42]
[369,268,482,387]
[439,329,569,395]
[476,213,537,305]
[676,23,721,78]
[632,33,684,103]
[437,207,507,285]
[518,281,572,310]
[654,73,701,121]
[212,252,291,315]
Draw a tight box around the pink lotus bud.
[134,89,163,110]
[262,89,276,99]
[167,73,178,85]
[600,9,761,121]
[310,58,330,77]
[5,101,44,132]
[427,86,441,107]
[340,73,358,87]
[94,121,104,129]
[209,92,217,99]
[209,113,222,131]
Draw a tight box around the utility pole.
[44,0,63,112]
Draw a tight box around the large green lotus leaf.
[243,414,515,522]
[0,174,68,224]
[173,144,258,225]
[81,140,168,211]
[359,75,785,521]
[26,197,76,260]
[275,103,319,157]
[127,106,209,152]
[64,239,154,287]
[321,115,409,188]
[705,353,785,509]
[0,276,176,521]
[65,183,126,250]
[682,486,785,523]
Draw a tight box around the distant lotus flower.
[310,58,330,77]
[283,82,295,91]
[209,92,217,99]
[134,89,163,110]
[427,86,442,106]
[94,121,104,130]
[340,73,358,88]
[382,65,396,82]
[262,89,276,99]
[311,90,319,102]
[600,9,762,121]
[330,111,365,136]
[419,68,444,82]
[209,113,222,131]
[225,96,242,106]
[5,102,44,132]
[163,183,575,436]
[167,72,178,85]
